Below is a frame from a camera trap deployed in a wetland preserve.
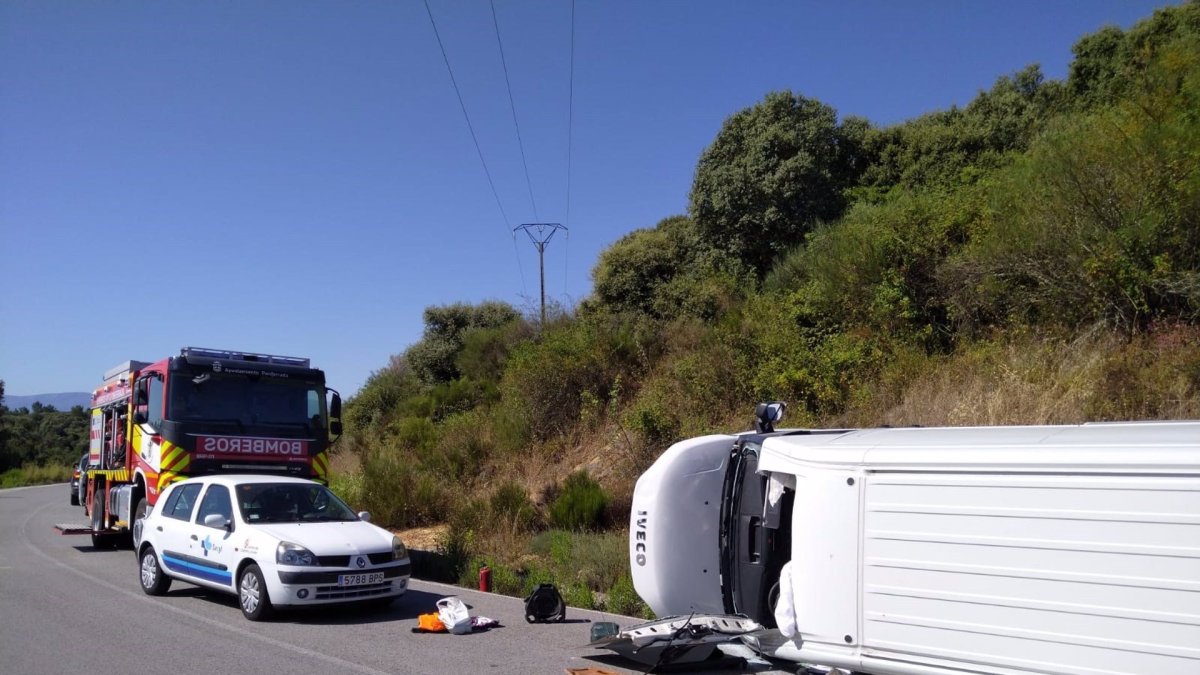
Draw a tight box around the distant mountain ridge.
[3,392,90,411]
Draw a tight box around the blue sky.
[0,0,1176,398]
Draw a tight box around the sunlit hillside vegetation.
[342,3,1200,613]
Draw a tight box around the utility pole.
[514,223,567,326]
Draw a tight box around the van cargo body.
[631,421,1200,675]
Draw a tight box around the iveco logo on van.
[634,510,648,566]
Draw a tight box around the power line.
[564,0,576,299]
[423,0,526,293]
[423,0,511,229]
[491,0,539,222]
[565,0,576,231]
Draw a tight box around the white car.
[136,474,410,620]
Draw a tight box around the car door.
[190,483,238,591]
[155,482,210,585]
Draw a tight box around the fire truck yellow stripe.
[158,472,180,493]
[161,443,184,470]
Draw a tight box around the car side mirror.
[203,513,230,530]
[357,511,371,523]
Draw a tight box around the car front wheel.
[139,547,171,595]
[238,564,273,621]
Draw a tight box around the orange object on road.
[415,612,446,633]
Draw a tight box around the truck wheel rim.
[241,573,261,613]
[140,554,157,588]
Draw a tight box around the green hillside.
[335,2,1200,613]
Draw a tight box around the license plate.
[338,572,384,587]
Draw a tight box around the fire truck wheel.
[91,532,117,549]
[239,564,273,621]
[139,546,172,596]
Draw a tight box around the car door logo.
[355,556,366,569]
[202,534,222,556]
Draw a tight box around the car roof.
[168,474,321,489]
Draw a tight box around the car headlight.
[391,535,408,561]
[276,542,317,566]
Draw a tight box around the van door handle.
[190,534,198,541]
[156,526,163,531]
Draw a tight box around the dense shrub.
[343,363,419,433]
[489,481,539,532]
[944,41,1200,331]
[358,442,447,527]
[549,470,609,531]
[499,313,660,445]
[405,302,523,386]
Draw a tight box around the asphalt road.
[4,480,801,672]
[0,483,792,675]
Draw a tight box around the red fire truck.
[62,347,342,548]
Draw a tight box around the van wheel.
[239,564,273,621]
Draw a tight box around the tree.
[591,216,696,315]
[689,91,867,276]
[405,301,522,385]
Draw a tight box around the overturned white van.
[630,419,1200,675]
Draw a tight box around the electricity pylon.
[514,223,567,326]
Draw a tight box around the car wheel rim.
[241,573,260,613]
[141,555,156,588]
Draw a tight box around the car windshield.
[236,483,359,524]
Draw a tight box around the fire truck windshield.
[168,374,326,431]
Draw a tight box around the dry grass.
[393,524,448,551]
[861,325,1200,428]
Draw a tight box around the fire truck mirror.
[329,393,343,436]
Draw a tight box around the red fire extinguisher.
[479,565,492,592]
